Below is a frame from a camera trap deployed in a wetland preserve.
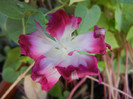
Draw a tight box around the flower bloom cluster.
[19,9,111,91]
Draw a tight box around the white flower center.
[57,41,73,55]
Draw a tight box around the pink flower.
[18,9,111,91]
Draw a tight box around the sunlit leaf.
[126,26,133,42]
[98,61,105,72]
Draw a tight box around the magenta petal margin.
[46,9,82,40]
[18,9,111,91]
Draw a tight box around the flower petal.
[31,56,61,91]
[46,9,82,40]
[56,53,101,82]
[71,26,110,54]
[19,22,56,59]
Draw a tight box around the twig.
[47,0,52,9]
[90,80,94,99]
[38,0,46,8]
[102,72,107,99]
[124,47,129,99]
[103,55,115,99]
[67,77,87,99]
[1,62,34,99]
[86,75,133,99]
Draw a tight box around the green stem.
[22,18,26,34]
[44,4,66,16]
[57,0,64,4]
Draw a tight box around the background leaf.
[48,84,62,98]
[75,4,101,34]
[126,26,133,42]
[2,67,19,82]
[115,6,122,32]
[121,4,133,32]
[26,12,47,33]
[0,12,7,28]
[5,18,23,44]
[117,0,133,4]
[0,0,37,20]
[97,12,109,29]
[105,31,119,49]
[98,61,105,72]
[3,47,21,69]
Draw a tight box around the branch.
[1,62,34,99]
[86,76,133,99]
[67,77,87,99]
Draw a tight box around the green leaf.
[38,8,50,20]
[78,51,95,55]
[26,12,47,33]
[121,4,133,32]
[75,4,101,34]
[60,91,70,99]
[98,61,105,72]
[48,84,62,98]
[75,2,88,19]
[0,0,37,20]
[126,26,133,42]
[63,91,70,98]
[5,18,23,44]
[115,6,122,32]
[3,47,21,69]
[0,54,5,62]
[69,0,84,6]
[38,8,49,14]
[0,12,7,28]
[97,12,109,29]
[105,31,119,49]
[117,0,133,4]
[20,56,32,63]
[4,46,11,54]
[26,12,55,40]
[96,0,117,10]
[20,66,28,74]
[2,67,19,82]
